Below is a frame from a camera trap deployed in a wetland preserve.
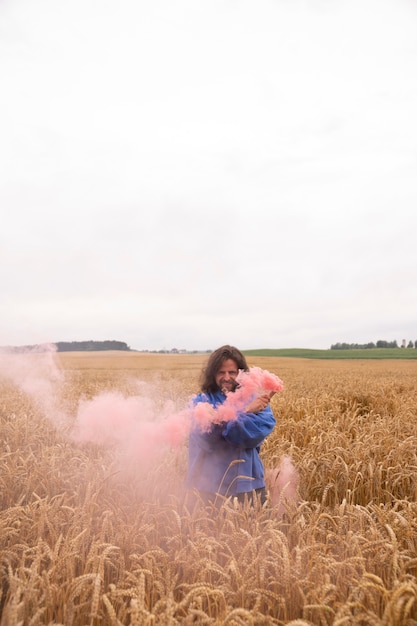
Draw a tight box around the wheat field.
[1,352,417,625]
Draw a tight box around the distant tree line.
[331,340,417,350]
[55,340,131,352]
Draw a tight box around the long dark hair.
[200,345,249,393]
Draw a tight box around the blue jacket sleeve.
[222,405,276,448]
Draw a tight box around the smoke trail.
[0,344,67,427]
[266,456,300,518]
[71,389,191,472]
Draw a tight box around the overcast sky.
[1,0,416,351]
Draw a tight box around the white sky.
[1,0,416,351]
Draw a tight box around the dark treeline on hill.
[56,340,131,352]
[331,340,417,350]
[1,340,131,353]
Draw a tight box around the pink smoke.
[266,456,300,517]
[237,366,284,397]
[0,344,66,426]
[72,390,191,469]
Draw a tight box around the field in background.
[244,347,417,359]
[1,352,417,625]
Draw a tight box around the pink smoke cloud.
[266,455,300,517]
[0,344,66,426]
[71,390,191,469]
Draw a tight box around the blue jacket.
[186,390,276,497]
